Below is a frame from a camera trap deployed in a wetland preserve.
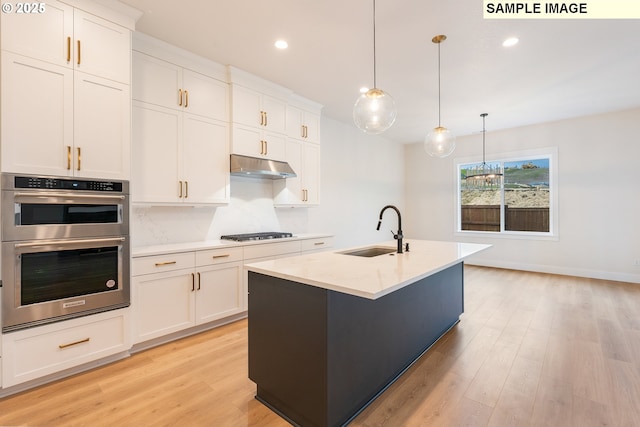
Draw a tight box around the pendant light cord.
[372,0,377,88]
[437,40,441,127]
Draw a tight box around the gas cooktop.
[220,232,294,242]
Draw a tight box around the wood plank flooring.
[1,265,639,426]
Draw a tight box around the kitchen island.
[246,240,490,427]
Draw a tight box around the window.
[457,148,556,237]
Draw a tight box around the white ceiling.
[119,0,640,144]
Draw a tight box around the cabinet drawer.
[301,237,334,253]
[1,310,129,387]
[132,252,195,276]
[243,240,301,260]
[196,247,243,267]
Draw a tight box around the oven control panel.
[14,176,124,192]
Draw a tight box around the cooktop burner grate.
[220,232,294,242]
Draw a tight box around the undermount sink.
[340,246,396,258]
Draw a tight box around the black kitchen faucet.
[377,205,404,254]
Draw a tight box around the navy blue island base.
[248,261,464,427]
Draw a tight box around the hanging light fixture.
[465,113,503,186]
[424,35,456,158]
[353,0,397,134]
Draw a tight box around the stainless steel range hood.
[230,154,297,179]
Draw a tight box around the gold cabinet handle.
[76,147,81,171]
[66,146,71,170]
[77,40,81,65]
[154,261,177,267]
[314,242,325,246]
[178,181,183,198]
[178,89,183,106]
[264,111,268,127]
[184,90,189,108]
[264,140,268,155]
[212,254,230,259]
[260,111,265,126]
[260,140,264,155]
[301,125,305,138]
[66,37,71,63]
[184,181,188,198]
[196,272,201,290]
[59,337,90,349]
[191,273,195,292]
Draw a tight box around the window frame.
[454,147,558,240]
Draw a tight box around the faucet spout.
[377,205,403,254]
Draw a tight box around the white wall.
[404,108,640,283]
[132,117,405,249]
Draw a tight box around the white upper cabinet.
[1,53,73,176]
[286,105,321,145]
[132,51,228,121]
[0,0,133,180]
[0,0,73,67]
[274,95,323,207]
[228,66,292,161]
[73,72,130,179]
[1,1,130,84]
[73,9,131,84]
[274,139,320,206]
[231,85,287,134]
[131,36,230,205]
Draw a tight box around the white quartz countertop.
[245,240,491,299]
[132,233,332,257]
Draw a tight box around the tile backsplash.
[131,176,309,247]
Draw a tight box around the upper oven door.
[2,190,129,241]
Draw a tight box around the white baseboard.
[465,260,640,284]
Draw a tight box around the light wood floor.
[1,265,639,426]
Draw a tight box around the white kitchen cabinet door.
[132,51,182,108]
[0,52,73,176]
[274,140,320,206]
[133,269,196,344]
[72,9,131,84]
[132,101,182,203]
[1,2,130,84]
[182,115,230,204]
[0,0,72,67]
[286,106,320,145]
[231,124,286,161]
[231,85,287,133]
[1,309,130,388]
[182,69,229,121]
[231,85,263,127]
[261,95,287,134]
[302,142,320,205]
[274,139,303,205]
[74,72,131,180]
[133,52,228,121]
[195,262,244,324]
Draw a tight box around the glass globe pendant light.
[353,0,397,134]
[424,35,456,157]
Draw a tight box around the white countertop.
[131,233,333,257]
[245,240,491,299]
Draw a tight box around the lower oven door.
[1,236,130,332]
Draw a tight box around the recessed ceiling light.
[274,40,288,49]
[503,37,519,47]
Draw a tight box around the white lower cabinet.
[1,309,130,388]
[132,247,243,344]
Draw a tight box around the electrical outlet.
[634,259,640,267]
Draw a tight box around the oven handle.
[14,237,126,248]
[13,192,126,200]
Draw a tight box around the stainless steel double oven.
[1,173,130,332]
